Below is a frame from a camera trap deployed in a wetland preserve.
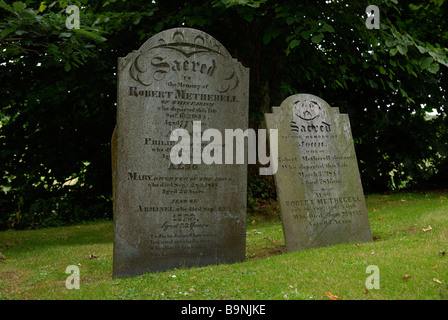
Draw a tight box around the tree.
[1,0,447,229]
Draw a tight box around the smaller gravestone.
[265,94,372,252]
[112,28,249,278]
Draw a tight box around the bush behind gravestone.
[1,0,447,230]
[0,183,111,230]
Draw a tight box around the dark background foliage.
[1,0,447,229]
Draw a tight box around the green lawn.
[1,192,447,300]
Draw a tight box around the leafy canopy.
[0,0,447,229]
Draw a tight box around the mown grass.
[0,192,447,300]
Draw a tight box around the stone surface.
[265,94,372,252]
[112,28,249,278]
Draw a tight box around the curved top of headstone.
[272,93,340,119]
[119,28,233,69]
[267,93,351,140]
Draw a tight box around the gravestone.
[265,94,372,252]
[112,28,249,278]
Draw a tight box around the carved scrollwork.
[129,29,240,93]
[293,100,323,121]
[290,99,330,134]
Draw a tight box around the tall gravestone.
[265,94,372,252]
[112,28,249,278]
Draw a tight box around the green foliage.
[0,0,115,229]
[247,172,276,211]
[0,0,106,70]
[1,0,447,229]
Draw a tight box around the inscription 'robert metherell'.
[128,86,238,102]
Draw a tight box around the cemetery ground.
[0,191,447,300]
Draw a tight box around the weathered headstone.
[112,28,249,278]
[265,94,372,252]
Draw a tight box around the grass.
[0,191,447,300]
